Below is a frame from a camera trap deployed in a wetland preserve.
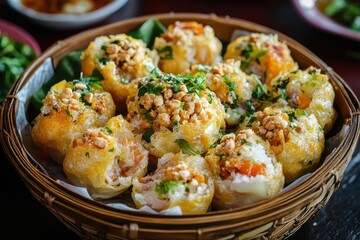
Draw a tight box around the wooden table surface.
[1,0,359,239]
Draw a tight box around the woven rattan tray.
[1,13,360,240]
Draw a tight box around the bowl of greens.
[292,0,360,41]
[0,19,39,105]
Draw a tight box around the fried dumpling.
[63,115,148,199]
[132,152,214,214]
[249,106,325,183]
[269,66,337,133]
[81,34,159,112]
[224,33,298,85]
[126,69,225,158]
[205,129,284,210]
[205,59,261,126]
[31,78,116,164]
[153,21,222,74]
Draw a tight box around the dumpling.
[269,66,337,133]
[249,106,325,183]
[153,21,222,74]
[132,152,214,214]
[31,78,116,164]
[205,129,284,210]
[126,69,225,158]
[224,33,298,85]
[81,34,159,112]
[63,115,148,199]
[205,59,261,126]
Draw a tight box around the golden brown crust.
[63,115,148,199]
[31,80,116,164]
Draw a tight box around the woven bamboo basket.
[1,13,359,240]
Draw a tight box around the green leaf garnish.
[128,18,167,47]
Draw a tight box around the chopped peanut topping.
[252,108,290,154]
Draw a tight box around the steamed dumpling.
[63,115,148,199]
[153,21,222,74]
[132,152,214,214]
[205,129,284,210]
[31,78,116,164]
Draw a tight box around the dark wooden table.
[1,0,359,239]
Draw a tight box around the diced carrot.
[298,94,311,109]
[220,158,267,179]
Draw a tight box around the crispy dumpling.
[205,129,284,210]
[248,106,325,183]
[63,115,148,199]
[31,78,116,164]
[205,59,261,126]
[153,21,222,74]
[224,33,298,85]
[269,66,337,133]
[81,34,159,112]
[126,70,225,158]
[132,152,214,214]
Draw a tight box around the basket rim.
[1,11,360,228]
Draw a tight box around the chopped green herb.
[101,126,113,134]
[65,107,73,120]
[220,154,227,160]
[142,127,154,143]
[108,148,115,152]
[180,102,186,110]
[295,109,307,117]
[173,120,179,126]
[157,46,173,59]
[224,75,238,104]
[142,111,152,122]
[249,49,268,59]
[240,44,253,58]
[287,111,296,122]
[252,83,268,100]
[98,57,108,65]
[175,139,198,155]
[138,82,166,96]
[207,92,214,104]
[111,40,121,44]
[240,139,252,146]
[245,100,255,117]
[241,61,251,71]
[155,180,181,195]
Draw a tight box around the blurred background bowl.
[7,0,128,30]
[0,18,41,54]
[292,0,360,42]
